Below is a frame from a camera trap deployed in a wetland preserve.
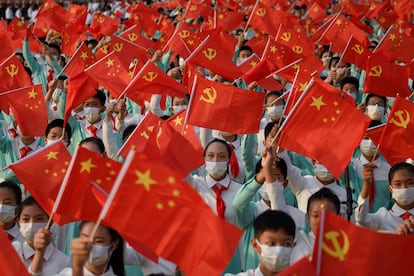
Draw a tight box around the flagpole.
[261,37,271,60]
[264,58,303,79]
[270,78,315,146]
[279,68,301,126]
[46,144,80,229]
[0,85,38,96]
[316,12,341,44]
[184,35,210,63]
[182,75,198,135]
[338,35,353,65]
[55,41,86,79]
[89,149,135,242]
[116,59,150,101]
[373,26,393,53]
[316,208,327,275]
[243,0,259,33]
[162,21,181,52]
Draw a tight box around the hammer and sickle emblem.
[292,45,303,54]
[351,44,364,55]
[190,5,197,11]
[143,71,158,82]
[199,87,217,104]
[202,48,217,60]
[256,8,266,17]
[368,65,382,77]
[280,32,291,42]
[179,30,190,39]
[113,43,123,52]
[127,33,138,42]
[322,230,350,261]
[390,109,410,128]
[140,125,155,140]
[5,64,19,77]
[97,16,105,24]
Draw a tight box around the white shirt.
[353,155,390,182]
[5,223,24,242]
[83,120,104,139]
[355,195,414,232]
[15,137,43,159]
[56,266,116,276]
[12,241,69,275]
[290,231,314,264]
[186,174,240,226]
[224,264,264,276]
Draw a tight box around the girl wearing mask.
[356,162,414,232]
[12,196,69,275]
[57,221,125,276]
[0,181,24,242]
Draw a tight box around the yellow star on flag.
[173,116,183,127]
[270,45,277,53]
[168,176,175,184]
[389,33,396,41]
[46,151,59,160]
[299,82,308,92]
[80,158,98,173]
[106,58,114,67]
[310,96,327,111]
[135,169,157,191]
[81,52,89,60]
[28,89,37,99]
[250,61,257,67]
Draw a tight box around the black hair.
[79,137,105,155]
[203,138,231,159]
[328,56,340,69]
[265,91,283,104]
[253,210,296,239]
[91,90,107,106]
[340,76,359,91]
[0,181,22,205]
[365,93,387,106]
[319,46,331,59]
[86,39,99,49]
[255,157,288,179]
[388,162,414,183]
[368,120,383,128]
[122,124,137,142]
[17,196,48,219]
[45,119,72,141]
[306,187,340,215]
[264,121,277,140]
[79,222,125,276]
[172,93,190,103]
[48,43,61,56]
[239,45,253,54]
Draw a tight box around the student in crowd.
[225,210,296,275]
[361,93,387,123]
[0,180,23,242]
[356,162,414,232]
[44,119,72,147]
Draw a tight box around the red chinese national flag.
[377,28,414,63]
[85,51,131,98]
[248,2,293,37]
[0,24,15,63]
[0,230,30,276]
[376,97,414,164]
[215,10,245,31]
[104,153,243,276]
[63,43,96,77]
[188,76,265,134]
[0,53,32,92]
[90,13,120,36]
[60,30,82,56]
[7,18,28,46]
[278,79,370,178]
[363,53,411,98]
[313,210,414,276]
[2,84,47,137]
[118,112,163,158]
[8,141,71,224]
[54,146,122,224]
[66,3,88,26]
[242,58,279,85]
[34,0,67,32]
[166,22,202,60]
[124,61,187,105]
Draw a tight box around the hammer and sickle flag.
[187,76,265,134]
[0,53,32,92]
[312,210,414,276]
[376,96,414,165]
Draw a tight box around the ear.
[251,238,261,254]
[110,239,119,252]
[387,184,392,193]
[101,106,106,113]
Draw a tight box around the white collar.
[390,203,414,217]
[22,242,54,261]
[206,174,231,189]
[6,223,20,238]
[18,137,41,150]
[86,119,103,129]
[359,154,383,168]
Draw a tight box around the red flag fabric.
[85,51,131,98]
[54,146,122,224]
[60,30,82,56]
[188,76,265,134]
[279,256,317,276]
[118,112,163,158]
[7,18,28,48]
[341,36,370,69]
[90,13,120,36]
[63,43,97,77]
[2,84,47,137]
[278,79,370,178]
[215,10,245,31]
[377,28,414,63]
[166,22,202,60]
[119,24,155,49]
[104,153,243,276]
[376,97,414,164]
[312,210,414,276]
[8,141,71,224]
[242,58,279,85]
[66,3,88,26]
[0,230,30,276]
[34,0,67,32]
[124,61,187,104]
[0,24,16,63]
[109,35,149,66]
[0,53,33,92]
[363,53,411,98]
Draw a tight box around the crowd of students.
[1,0,414,275]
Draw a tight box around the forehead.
[309,199,337,214]
[84,97,102,105]
[20,204,45,216]
[81,142,101,154]
[391,168,414,181]
[206,141,228,153]
[0,187,16,201]
[81,223,111,238]
[367,96,384,105]
[258,229,293,242]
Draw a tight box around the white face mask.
[19,222,47,241]
[267,105,284,119]
[87,244,112,266]
[172,105,187,114]
[84,107,101,122]
[258,185,269,201]
[366,104,385,121]
[0,204,16,223]
[392,187,414,206]
[205,161,228,178]
[349,92,357,100]
[52,88,63,102]
[360,139,377,157]
[256,240,292,272]
[315,164,334,181]
[237,57,248,65]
